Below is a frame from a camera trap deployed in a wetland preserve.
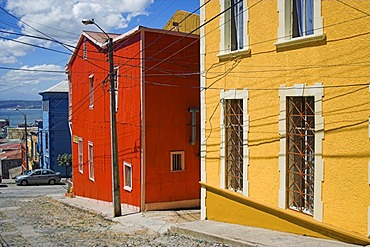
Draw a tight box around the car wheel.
[49,179,55,185]
[21,180,28,186]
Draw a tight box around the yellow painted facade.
[163,10,200,34]
[201,0,370,244]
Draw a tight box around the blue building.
[39,80,71,177]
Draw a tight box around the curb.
[170,225,258,247]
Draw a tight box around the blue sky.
[0,0,200,100]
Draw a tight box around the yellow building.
[200,0,370,245]
[163,10,200,34]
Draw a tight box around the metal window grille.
[225,99,243,192]
[171,152,184,171]
[286,96,315,215]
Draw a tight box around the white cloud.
[0,0,154,61]
[1,64,65,85]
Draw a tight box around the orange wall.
[70,29,200,209]
[143,31,200,204]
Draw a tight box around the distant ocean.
[0,109,42,127]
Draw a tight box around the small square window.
[124,162,132,191]
[170,151,185,171]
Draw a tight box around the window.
[276,0,323,46]
[88,141,94,181]
[89,74,94,108]
[170,151,185,171]
[220,0,249,54]
[45,132,49,151]
[220,89,249,195]
[114,67,118,112]
[225,99,243,192]
[43,100,49,111]
[123,162,132,191]
[83,37,87,60]
[278,84,324,221]
[286,96,315,215]
[78,138,83,173]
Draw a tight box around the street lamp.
[82,18,121,217]
[15,108,29,171]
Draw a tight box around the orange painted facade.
[68,27,200,210]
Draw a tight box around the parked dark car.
[15,169,61,186]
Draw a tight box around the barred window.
[225,99,243,192]
[170,151,185,171]
[287,96,315,215]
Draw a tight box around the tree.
[57,153,72,178]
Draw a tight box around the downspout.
[140,29,146,211]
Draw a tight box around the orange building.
[67,26,200,211]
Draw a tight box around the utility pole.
[82,19,121,217]
[24,114,28,170]
[15,109,29,171]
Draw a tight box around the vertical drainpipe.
[140,29,146,211]
[200,0,207,220]
[188,108,199,145]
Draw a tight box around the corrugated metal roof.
[83,31,121,47]
[40,80,69,93]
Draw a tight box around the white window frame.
[83,37,87,60]
[219,0,250,57]
[89,74,94,109]
[88,141,94,181]
[114,66,119,112]
[170,151,185,171]
[275,0,324,48]
[278,83,324,221]
[123,161,132,192]
[78,137,83,174]
[220,89,249,196]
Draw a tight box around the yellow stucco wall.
[163,10,200,34]
[203,0,370,240]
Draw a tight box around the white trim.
[123,161,132,192]
[278,83,324,222]
[220,89,249,196]
[219,0,250,56]
[368,207,370,237]
[114,66,119,112]
[368,161,370,185]
[78,137,83,174]
[89,74,94,109]
[368,117,370,139]
[276,0,323,43]
[140,30,146,211]
[88,141,94,182]
[200,0,207,220]
[170,151,185,171]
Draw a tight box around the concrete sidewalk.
[56,195,359,247]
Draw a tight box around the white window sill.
[217,48,251,62]
[124,186,132,192]
[274,34,326,49]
